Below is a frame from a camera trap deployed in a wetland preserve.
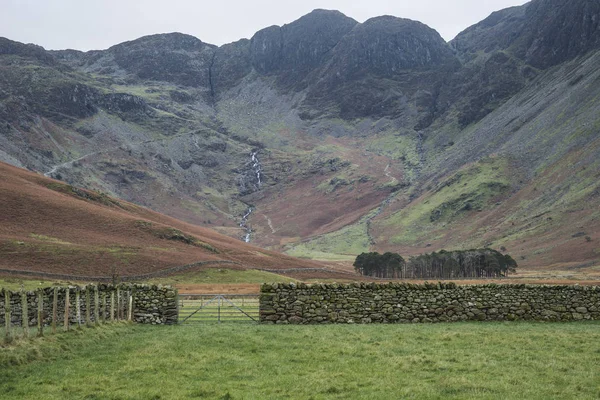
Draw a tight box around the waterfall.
[251,151,262,187]
[240,207,253,243]
[238,150,263,243]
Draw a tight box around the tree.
[354,252,406,278]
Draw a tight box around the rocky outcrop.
[250,9,357,88]
[78,33,216,88]
[444,0,600,126]
[0,37,57,65]
[302,16,458,121]
[324,16,456,79]
[211,39,252,95]
[44,83,100,119]
[452,0,600,69]
[441,51,534,127]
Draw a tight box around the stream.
[251,151,262,187]
[240,207,253,243]
[239,150,263,243]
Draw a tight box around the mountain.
[1,0,599,274]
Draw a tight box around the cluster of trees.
[353,252,406,278]
[354,249,517,279]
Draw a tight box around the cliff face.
[452,0,600,68]
[250,10,357,86]
[1,0,600,270]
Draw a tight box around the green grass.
[149,269,296,285]
[364,130,421,181]
[285,248,358,262]
[385,156,511,245]
[1,322,599,399]
[0,269,290,293]
[285,218,371,261]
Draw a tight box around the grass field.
[149,269,296,285]
[1,322,599,399]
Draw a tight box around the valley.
[1,0,599,278]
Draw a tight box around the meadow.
[1,321,599,399]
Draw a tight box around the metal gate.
[179,294,259,323]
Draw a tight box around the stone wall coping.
[261,282,599,291]
[0,283,176,295]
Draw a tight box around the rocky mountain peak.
[249,9,357,86]
[299,16,458,120]
[328,16,456,79]
[521,0,600,68]
[108,32,211,53]
[0,37,56,65]
[77,32,216,88]
[452,0,600,68]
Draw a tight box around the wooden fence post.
[21,291,29,338]
[127,291,133,322]
[110,290,115,322]
[101,293,106,323]
[4,290,11,342]
[85,287,91,327]
[94,286,100,326]
[52,287,58,334]
[37,290,44,337]
[75,288,81,329]
[64,288,70,331]
[116,287,121,321]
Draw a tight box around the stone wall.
[0,283,178,327]
[132,284,178,325]
[260,282,600,324]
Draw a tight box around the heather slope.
[0,162,327,279]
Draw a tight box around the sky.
[1,0,529,51]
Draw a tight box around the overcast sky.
[2,0,529,51]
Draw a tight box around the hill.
[0,162,338,280]
[0,0,599,273]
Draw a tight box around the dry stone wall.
[132,284,178,324]
[0,283,178,327]
[260,282,600,324]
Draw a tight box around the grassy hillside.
[282,52,600,272]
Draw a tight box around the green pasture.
[1,321,599,399]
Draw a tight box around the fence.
[1,283,178,342]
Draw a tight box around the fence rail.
[179,294,259,324]
[1,286,132,343]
